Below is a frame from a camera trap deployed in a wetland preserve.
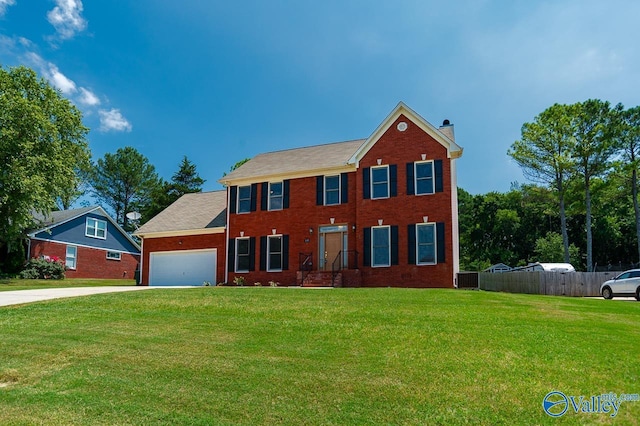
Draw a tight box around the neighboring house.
[136,102,463,287]
[134,191,227,286]
[28,206,140,279]
[484,263,512,273]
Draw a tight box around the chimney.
[439,119,455,141]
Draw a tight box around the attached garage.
[149,249,217,286]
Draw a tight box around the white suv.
[600,269,640,300]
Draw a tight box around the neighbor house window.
[416,223,436,265]
[106,251,121,261]
[235,237,251,272]
[372,226,390,267]
[237,186,252,214]
[66,245,77,270]
[415,161,434,195]
[86,218,107,239]
[324,175,340,205]
[267,235,283,271]
[371,165,389,199]
[269,182,283,211]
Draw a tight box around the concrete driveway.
[0,286,185,307]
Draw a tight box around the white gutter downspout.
[224,186,231,285]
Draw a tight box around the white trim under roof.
[348,102,463,166]
[135,227,226,239]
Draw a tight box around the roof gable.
[348,102,463,165]
[30,206,140,252]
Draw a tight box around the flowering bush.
[20,257,66,280]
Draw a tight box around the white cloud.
[99,109,132,132]
[0,0,16,17]
[47,0,87,40]
[78,87,100,106]
[45,63,77,94]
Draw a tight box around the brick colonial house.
[136,102,463,287]
[28,206,140,279]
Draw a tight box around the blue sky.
[1,1,639,197]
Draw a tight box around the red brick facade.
[139,233,226,285]
[29,240,140,280]
[226,112,459,288]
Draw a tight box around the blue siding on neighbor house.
[33,212,139,254]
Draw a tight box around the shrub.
[20,257,66,280]
[233,276,246,286]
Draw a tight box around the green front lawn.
[0,278,136,291]
[0,288,638,425]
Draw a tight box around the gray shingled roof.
[135,190,227,235]
[221,139,365,183]
[32,206,98,227]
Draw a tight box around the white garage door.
[149,249,216,286]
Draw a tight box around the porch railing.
[298,252,313,285]
[331,250,359,286]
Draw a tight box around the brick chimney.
[439,119,455,141]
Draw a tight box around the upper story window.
[235,237,251,272]
[267,235,283,272]
[237,185,252,214]
[372,225,390,267]
[269,182,283,211]
[324,175,340,205]
[415,161,434,195]
[371,166,389,199]
[86,217,107,239]
[416,223,436,265]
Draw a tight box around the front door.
[323,232,342,271]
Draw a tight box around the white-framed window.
[237,185,252,214]
[324,175,340,205]
[416,223,437,265]
[371,165,389,199]
[106,251,122,261]
[235,237,251,272]
[86,217,107,239]
[269,182,283,211]
[415,161,435,195]
[372,225,390,267]
[66,245,77,270]
[267,235,283,272]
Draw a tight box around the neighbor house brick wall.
[29,240,139,279]
[355,114,454,287]
[140,233,226,285]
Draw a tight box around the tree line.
[460,100,640,272]
[0,65,205,273]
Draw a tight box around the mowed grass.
[0,278,135,291]
[0,288,638,425]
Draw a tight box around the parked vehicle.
[600,269,640,300]
[511,262,576,272]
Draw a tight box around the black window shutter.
[363,227,371,267]
[316,176,324,205]
[261,182,268,211]
[249,237,256,271]
[363,168,371,199]
[340,173,348,204]
[391,225,399,265]
[436,222,445,263]
[407,224,416,265]
[435,160,443,193]
[390,165,398,197]
[228,238,235,272]
[283,180,290,209]
[250,184,258,212]
[229,186,237,214]
[282,235,289,270]
[406,163,415,195]
[259,236,267,271]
